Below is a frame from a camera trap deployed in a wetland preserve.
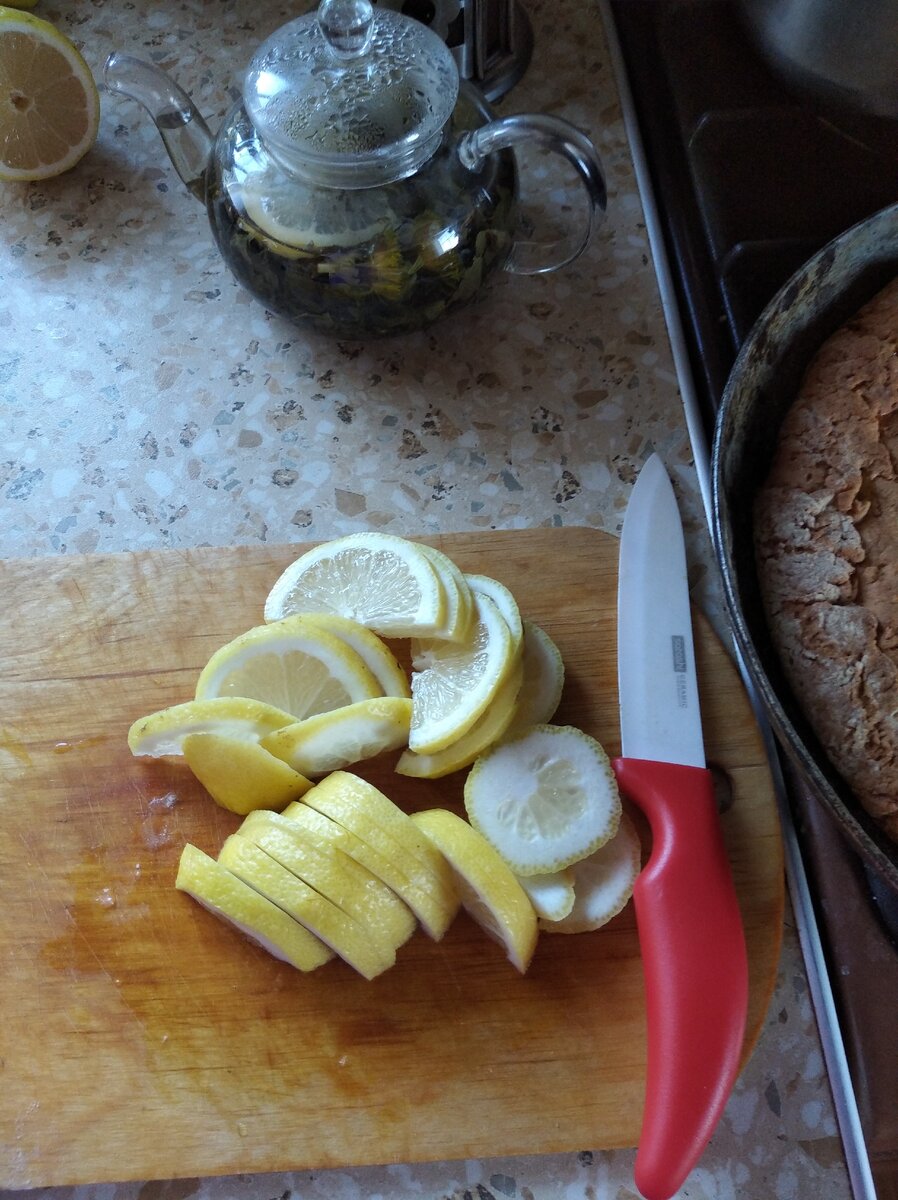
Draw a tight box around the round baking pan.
[711,201,898,896]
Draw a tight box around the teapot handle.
[457,114,607,274]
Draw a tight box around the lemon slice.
[194,615,382,719]
[0,9,99,181]
[240,809,416,951]
[128,696,296,757]
[409,593,516,755]
[505,620,566,734]
[515,868,576,922]
[281,800,455,940]
[465,573,523,643]
[464,724,621,876]
[182,733,312,815]
[264,533,445,637]
[418,544,475,642]
[261,696,412,777]
[395,656,523,779]
[300,613,410,697]
[539,813,641,933]
[411,809,538,973]
[175,843,333,972]
[218,834,395,979]
[238,169,391,251]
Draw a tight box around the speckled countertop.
[1,0,854,1196]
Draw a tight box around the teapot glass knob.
[318,0,375,59]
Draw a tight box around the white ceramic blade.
[617,454,705,767]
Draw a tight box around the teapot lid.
[244,0,459,187]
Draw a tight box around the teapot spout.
[104,53,213,200]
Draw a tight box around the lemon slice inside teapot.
[242,0,459,190]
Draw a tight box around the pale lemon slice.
[540,813,641,934]
[182,734,312,815]
[128,696,296,757]
[240,809,416,950]
[418,544,475,642]
[261,696,412,777]
[175,843,333,972]
[515,868,576,922]
[505,620,565,734]
[0,9,99,181]
[409,593,516,755]
[264,533,445,637]
[281,800,455,940]
[465,573,523,643]
[411,808,538,973]
[300,613,410,697]
[464,724,621,876]
[302,772,455,889]
[194,615,381,719]
[217,834,395,979]
[395,656,523,779]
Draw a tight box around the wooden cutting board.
[0,528,784,1189]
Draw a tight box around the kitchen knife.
[612,453,749,1200]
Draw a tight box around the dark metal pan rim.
[710,201,898,893]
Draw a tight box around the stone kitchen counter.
[0,0,853,1197]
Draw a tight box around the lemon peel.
[464,724,621,876]
[418,544,475,642]
[182,733,312,815]
[128,696,296,757]
[299,612,410,697]
[261,696,412,777]
[175,843,333,972]
[411,808,538,973]
[505,620,565,734]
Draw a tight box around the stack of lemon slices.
[129,532,642,978]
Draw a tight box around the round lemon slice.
[194,615,382,719]
[217,834,395,980]
[261,696,412,777]
[539,813,642,933]
[240,809,417,951]
[128,696,296,757]
[465,573,523,643]
[0,9,99,181]
[281,800,455,941]
[264,533,445,637]
[409,593,516,755]
[175,843,333,972]
[411,808,538,973]
[300,613,410,697]
[464,724,621,876]
[515,868,576,922]
[395,656,523,779]
[505,620,566,734]
[182,733,313,815]
[418,544,475,642]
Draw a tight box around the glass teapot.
[104,0,607,338]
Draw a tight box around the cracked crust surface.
[754,276,898,843]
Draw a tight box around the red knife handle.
[612,757,749,1200]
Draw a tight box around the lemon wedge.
[395,656,523,779]
[175,843,333,972]
[464,724,621,876]
[240,809,417,951]
[300,613,410,697]
[264,533,445,637]
[217,834,395,979]
[182,733,312,815]
[261,696,412,777]
[194,615,382,719]
[515,868,576,922]
[539,813,642,933]
[409,592,517,755]
[465,573,523,643]
[0,8,99,181]
[418,544,475,642]
[411,809,538,973]
[281,800,456,940]
[505,620,566,734]
[128,696,296,757]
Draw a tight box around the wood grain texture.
[0,528,784,1188]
